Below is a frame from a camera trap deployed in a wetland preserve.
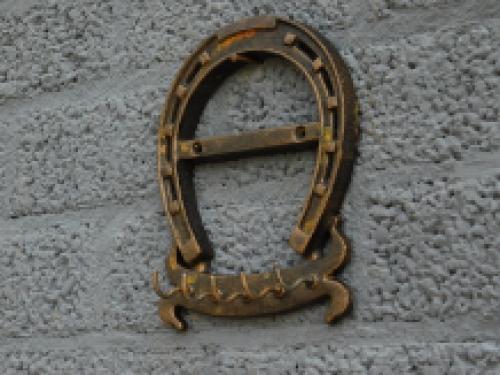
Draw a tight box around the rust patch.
[217,29,256,50]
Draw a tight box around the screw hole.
[295,126,306,139]
[192,141,203,154]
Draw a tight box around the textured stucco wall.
[1,1,499,374]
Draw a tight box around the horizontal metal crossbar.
[177,122,321,162]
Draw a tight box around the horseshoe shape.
[154,15,358,330]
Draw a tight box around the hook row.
[153,265,319,303]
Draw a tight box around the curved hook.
[210,275,223,303]
[273,265,286,297]
[158,299,185,331]
[153,269,180,299]
[240,272,255,301]
[319,276,352,323]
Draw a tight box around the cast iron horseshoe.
[153,15,358,330]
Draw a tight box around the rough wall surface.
[1,0,499,374]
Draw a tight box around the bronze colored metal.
[154,15,358,330]
[177,122,321,162]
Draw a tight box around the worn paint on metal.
[217,29,256,50]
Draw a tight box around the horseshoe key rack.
[153,15,358,330]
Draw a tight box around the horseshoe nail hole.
[171,99,179,123]
[296,40,317,61]
[192,141,203,154]
[320,68,334,96]
[295,125,306,140]
[187,62,202,84]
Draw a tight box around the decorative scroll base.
[157,275,351,331]
[154,219,352,331]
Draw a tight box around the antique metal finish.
[154,15,358,330]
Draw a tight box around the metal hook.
[153,270,179,299]
[181,273,196,299]
[210,275,222,303]
[240,272,255,301]
[273,264,286,297]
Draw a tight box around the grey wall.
[1,0,499,373]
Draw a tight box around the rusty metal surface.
[216,15,276,41]
[154,15,358,330]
